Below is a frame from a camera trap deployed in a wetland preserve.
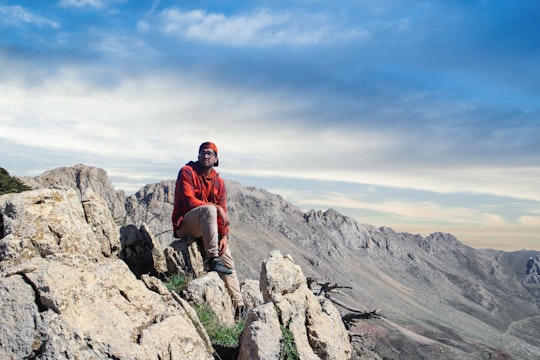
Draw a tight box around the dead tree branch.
[306,276,383,329]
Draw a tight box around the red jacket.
[172,161,229,237]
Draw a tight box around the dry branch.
[306,276,383,329]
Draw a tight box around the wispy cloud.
[3,60,539,204]
[156,7,369,46]
[58,0,125,10]
[0,5,60,28]
[83,29,157,58]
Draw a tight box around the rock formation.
[239,250,352,359]
[0,188,214,359]
[18,164,127,222]
[1,176,354,359]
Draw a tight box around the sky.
[1,0,539,252]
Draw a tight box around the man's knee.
[199,205,218,221]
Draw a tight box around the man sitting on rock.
[172,141,245,316]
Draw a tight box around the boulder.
[0,188,117,270]
[81,188,121,257]
[2,256,214,359]
[255,250,353,360]
[238,302,282,360]
[241,278,264,309]
[0,188,215,360]
[18,164,127,222]
[120,223,168,278]
[164,237,206,278]
[184,271,235,327]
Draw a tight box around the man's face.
[198,148,217,167]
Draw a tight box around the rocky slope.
[1,183,352,359]
[0,187,215,359]
[15,165,540,359]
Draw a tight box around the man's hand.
[216,205,230,227]
[218,235,228,256]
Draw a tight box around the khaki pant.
[175,205,244,307]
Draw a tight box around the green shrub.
[279,323,299,360]
[195,304,244,348]
[0,167,31,195]
[164,274,190,294]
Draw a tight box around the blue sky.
[1,0,539,251]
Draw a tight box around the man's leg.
[220,247,244,308]
[176,205,219,258]
[176,205,231,274]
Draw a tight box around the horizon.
[1,1,539,251]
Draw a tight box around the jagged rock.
[81,188,121,257]
[141,274,170,295]
[164,237,206,278]
[260,251,305,304]
[0,188,215,359]
[119,223,168,278]
[238,302,282,360]
[0,273,40,358]
[124,180,176,248]
[526,256,540,276]
[184,271,235,327]
[0,188,116,270]
[18,164,127,222]
[241,278,264,309]
[523,255,540,286]
[2,255,214,359]
[254,250,353,360]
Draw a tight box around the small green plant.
[0,167,31,195]
[165,274,190,294]
[274,305,299,359]
[279,323,299,360]
[195,304,244,348]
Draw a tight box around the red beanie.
[199,141,218,155]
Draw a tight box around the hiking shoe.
[208,257,232,275]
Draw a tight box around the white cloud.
[3,61,539,204]
[84,29,157,57]
[156,7,369,46]
[518,216,540,226]
[58,0,124,9]
[0,5,60,28]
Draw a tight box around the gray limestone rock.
[0,187,214,360]
[238,302,282,360]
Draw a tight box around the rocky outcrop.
[0,188,214,359]
[238,303,282,359]
[124,180,176,248]
[120,223,168,278]
[0,187,120,271]
[525,256,540,278]
[3,256,214,359]
[18,164,127,224]
[523,255,540,298]
[239,250,352,360]
[1,174,355,360]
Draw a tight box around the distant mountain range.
[19,164,540,360]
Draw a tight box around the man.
[172,141,245,313]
